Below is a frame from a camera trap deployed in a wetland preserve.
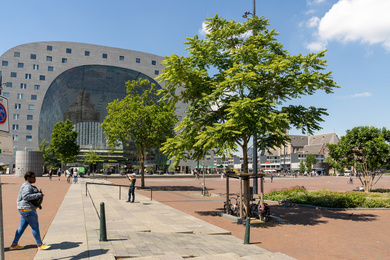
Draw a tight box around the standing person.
[73,168,78,184]
[270,174,273,183]
[10,171,51,250]
[126,173,136,203]
[57,168,61,181]
[48,168,53,181]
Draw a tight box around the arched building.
[0,41,189,171]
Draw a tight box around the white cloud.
[306,40,327,52]
[198,22,209,36]
[307,0,326,5]
[351,92,372,98]
[307,16,320,28]
[306,0,390,51]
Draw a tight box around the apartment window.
[119,56,124,61]
[30,54,36,59]
[12,124,19,130]
[3,92,9,98]
[14,52,20,57]
[85,51,90,56]
[39,75,45,81]
[31,95,37,100]
[34,85,40,90]
[178,116,182,120]
[20,83,27,89]
[15,104,21,109]
[102,53,107,59]
[11,72,17,78]
[26,135,33,141]
[154,70,159,75]
[152,60,156,65]
[46,56,52,61]
[48,66,54,71]
[17,93,23,99]
[62,58,67,63]
[6,82,12,88]
[66,48,72,54]
[2,61,8,66]
[18,62,24,68]
[26,125,33,131]
[13,114,20,120]
[25,73,31,79]
[47,45,53,51]
[176,107,181,112]
[28,105,34,110]
[13,135,18,141]
[136,58,141,63]
[27,115,33,120]
[33,64,39,70]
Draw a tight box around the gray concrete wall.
[15,151,43,177]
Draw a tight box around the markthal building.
[0,42,189,173]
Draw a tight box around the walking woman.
[10,172,51,250]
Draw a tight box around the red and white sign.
[0,96,9,132]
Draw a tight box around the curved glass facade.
[39,65,162,146]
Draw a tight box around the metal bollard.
[99,202,108,241]
[151,187,153,201]
[244,217,250,244]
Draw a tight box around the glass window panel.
[14,52,20,57]
[2,61,8,66]
[30,54,36,59]
[47,45,53,51]
[18,62,24,68]
[46,56,52,61]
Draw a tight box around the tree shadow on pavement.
[146,186,214,192]
[272,205,378,226]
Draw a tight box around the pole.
[0,182,4,260]
[253,139,258,194]
[99,202,107,241]
[244,217,251,244]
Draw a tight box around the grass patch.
[264,186,390,208]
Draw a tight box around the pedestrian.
[73,168,78,184]
[66,168,72,183]
[10,171,51,250]
[57,168,61,181]
[126,173,136,203]
[270,174,273,183]
[48,168,52,181]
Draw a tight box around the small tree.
[324,156,337,175]
[305,154,317,173]
[81,148,101,174]
[49,119,80,170]
[102,79,177,188]
[39,139,55,174]
[299,160,306,174]
[328,126,390,192]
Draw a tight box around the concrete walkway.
[34,178,294,260]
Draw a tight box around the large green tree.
[305,154,317,173]
[158,15,338,174]
[328,126,390,192]
[49,119,80,170]
[101,79,177,188]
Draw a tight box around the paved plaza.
[2,174,390,259]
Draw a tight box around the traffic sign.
[0,97,9,132]
[0,103,6,124]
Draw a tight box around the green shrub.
[264,186,390,208]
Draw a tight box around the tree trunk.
[242,139,248,174]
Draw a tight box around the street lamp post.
[243,0,258,195]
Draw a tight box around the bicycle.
[347,177,353,184]
[224,194,246,217]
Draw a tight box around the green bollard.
[100,202,108,241]
[244,217,250,244]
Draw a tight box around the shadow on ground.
[141,185,215,192]
[271,205,378,226]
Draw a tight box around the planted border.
[264,186,390,208]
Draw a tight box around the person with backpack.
[10,171,51,250]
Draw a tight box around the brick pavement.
[110,175,390,260]
[1,175,70,260]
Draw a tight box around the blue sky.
[1,0,389,138]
